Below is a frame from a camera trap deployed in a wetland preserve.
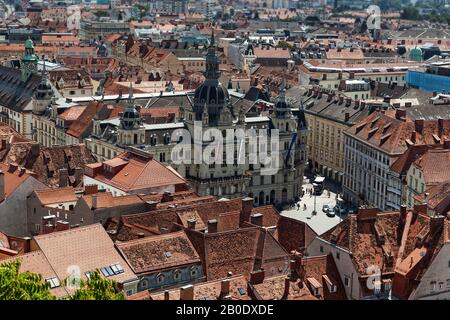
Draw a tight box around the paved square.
[281,176,346,235]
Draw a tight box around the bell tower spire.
[204,29,220,82]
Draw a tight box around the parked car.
[326,209,336,217]
[334,206,346,215]
[322,205,330,213]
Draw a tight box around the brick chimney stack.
[250,213,263,226]
[240,197,254,224]
[180,284,194,300]
[0,170,4,203]
[207,219,218,233]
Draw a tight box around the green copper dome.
[409,47,423,62]
[24,38,34,49]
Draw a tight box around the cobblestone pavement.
[281,176,347,235]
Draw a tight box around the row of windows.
[153,267,198,286]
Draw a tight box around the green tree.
[65,270,125,300]
[276,41,292,49]
[401,6,421,20]
[0,259,55,300]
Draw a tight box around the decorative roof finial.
[210,28,215,47]
[127,81,134,105]
[41,55,47,79]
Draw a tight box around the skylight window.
[101,264,124,277]
[46,277,60,289]
[111,263,124,274]
[101,266,114,277]
[0,240,4,247]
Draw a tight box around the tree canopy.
[0,259,55,300]
[65,270,125,300]
[0,260,125,300]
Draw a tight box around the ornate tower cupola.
[120,83,141,130]
[274,82,292,119]
[118,83,145,146]
[204,30,220,81]
[33,59,54,115]
[192,30,231,126]
[21,38,38,82]
[297,101,308,131]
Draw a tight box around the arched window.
[156,273,165,285]
[190,266,197,278]
[140,279,149,289]
[173,269,181,281]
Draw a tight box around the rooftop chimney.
[400,205,407,221]
[162,191,173,202]
[282,277,291,300]
[187,218,196,230]
[249,269,265,284]
[84,184,98,195]
[0,171,4,202]
[180,284,194,300]
[207,219,218,233]
[413,203,427,217]
[91,194,97,210]
[415,119,424,133]
[8,163,17,173]
[444,139,450,149]
[74,167,83,185]
[59,168,69,187]
[250,213,263,226]
[240,197,254,224]
[220,279,231,298]
[345,112,350,122]
[395,109,406,120]
[55,220,70,232]
[31,143,40,157]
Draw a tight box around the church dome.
[121,109,140,130]
[35,80,53,99]
[275,98,289,111]
[193,82,229,106]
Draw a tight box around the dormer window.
[156,273,165,284]
[173,269,181,281]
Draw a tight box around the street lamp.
[312,189,317,215]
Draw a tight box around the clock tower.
[21,38,38,82]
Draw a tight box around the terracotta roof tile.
[34,224,138,291]
[116,231,200,274]
[0,163,34,200]
[35,187,78,205]
[87,152,186,192]
[0,251,69,298]
[150,275,250,300]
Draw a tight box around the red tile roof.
[0,251,69,298]
[150,275,251,300]
[34,224,138,292]
[116,230,200,274]
[345,112,450,155]
[35,187,78,205]
[86,151,187,192]
[299,254,347,300]
[82,192,146,209]
[0,163,35,200]
[413,149,450,187]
